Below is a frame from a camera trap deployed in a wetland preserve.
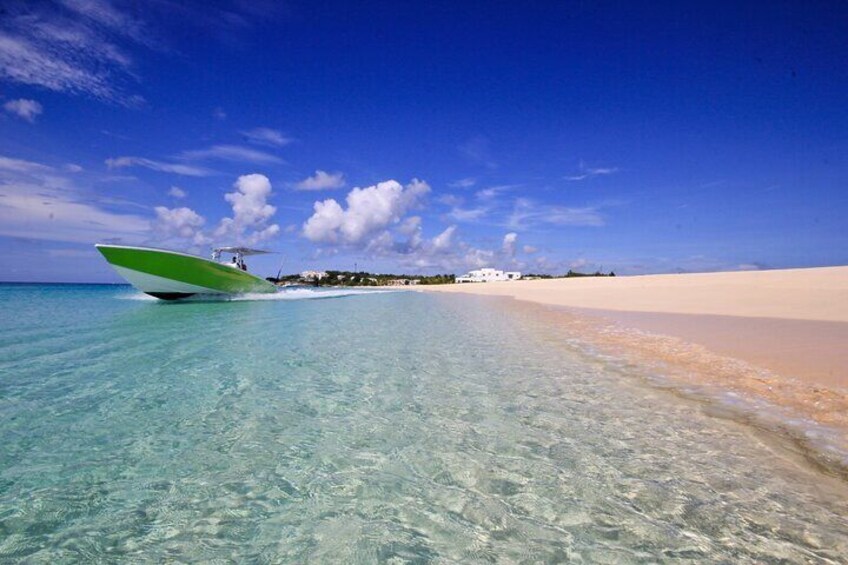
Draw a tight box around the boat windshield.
[211,247,270,272]
[212,250,245,271]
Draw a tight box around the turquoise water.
[1,284,847,563]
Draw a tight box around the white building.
[456,268,522,283]
[300,270,328,281]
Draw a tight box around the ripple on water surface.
[0,283,846,562]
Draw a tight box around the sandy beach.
[423,267,848,322]
[421,267,848,438]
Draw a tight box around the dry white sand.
[420,266,848,392]
[422,266,848,322]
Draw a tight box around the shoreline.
[418,267,848,388]
[570,307,848,391]
[418,267,848,472]
[432,292,848,477]
[420,266,848,321]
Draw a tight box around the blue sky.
[1,0,846,282]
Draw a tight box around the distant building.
[456,268,521,283]
[300,270,327,281]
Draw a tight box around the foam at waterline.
[231,287,405,301]
[119,287,406,302]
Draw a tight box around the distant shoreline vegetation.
[267,271,456,287]
[523,270,616,279]
[267,269,615,286]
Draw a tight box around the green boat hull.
[96,244,277,299]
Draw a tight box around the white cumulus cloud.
[503,232,518,257]
[299,177,529,272]
[153,206,207,245]
[462,247,497,269]
[432,225,457,252]
[3,98,43,122]
[214,173,280,245]
[150,174,281,249]
[302,179,430,244]
[168,186,187,199]
[295,170,346,191]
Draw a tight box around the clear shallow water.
[1,284,847,563]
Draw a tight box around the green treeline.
[268,269,614,286]
[267,271,456,286]
[523,270,616,279]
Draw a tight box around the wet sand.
[420,267,848,460]
[421,267,848,390]
[578,309,848,391]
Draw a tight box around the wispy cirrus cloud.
[0,1,150,104]
[178,144,284,165]
[151,0,289,44]
[447,206,488,222]
[0,155,53,174]
[58,0,153,46]
[459,136,498,169]
[0,1,281,105]
[440,184,514,224]
[0,182,150,243]
[105,143,283,178]
[475,184,516,200]
[105,156,214,177]
[449,177,477,188]
[240,127,293,147]
[507,197,605,229]
[565,160,619,181]
[0,152,150,244]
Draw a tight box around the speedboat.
[95,244,278,300]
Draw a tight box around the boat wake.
[232,287,404,301]
[119,287,405,302]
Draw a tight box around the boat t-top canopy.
[213,247,273,256]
